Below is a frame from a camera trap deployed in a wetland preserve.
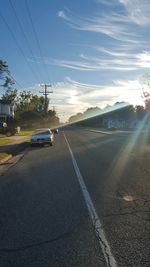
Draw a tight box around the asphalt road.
[0,127,150,267]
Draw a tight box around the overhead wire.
[25,0,51,82]
[9,74,24,89]
[0,74,24,91]
[0,9,39,83]
[8,0,46,82]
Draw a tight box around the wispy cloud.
[57,10,69,20]
[55,2,150,77]
[48,58,137,71]
[57,0,150,45]
[57,9,139,43]
[96,47,129,57]
[45,48,150,72]
[135,51,150,68]
[96,0,150,26]
[96,0,118,6]
[40,76,143,121]
[119,0,150,26]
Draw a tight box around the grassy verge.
[0,138,15,145]
[16,130,33,136]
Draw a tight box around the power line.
[0,9,39,83]
[9,74,24,89]
[8,0,45,82]
[25,0,51,81]
[0,74,23,90]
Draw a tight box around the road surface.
[0,127,149,267]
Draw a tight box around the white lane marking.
[88,129,112,135]
[63,132,117,267]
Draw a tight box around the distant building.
[0,100,14,122]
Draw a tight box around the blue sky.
[1,0,150,121]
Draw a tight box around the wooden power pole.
[39,84,53,114]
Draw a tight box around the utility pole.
[52,106,56,112]
[39,84,53,114]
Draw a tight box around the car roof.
[35,128,51,131]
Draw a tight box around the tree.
[0,60,9,80]
[0,59,60,127]
[135,105,145,119]
[30,95,45,112]
[69,113,83,123]
[68,106,102,124]
[2,88,18,102]
[0,59,14,88]
[18,93,45,113]
[83,107,101,119]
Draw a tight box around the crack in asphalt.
[0,231,73,253]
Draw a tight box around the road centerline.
[63,131,117,267]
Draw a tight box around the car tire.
[50,142,53,146]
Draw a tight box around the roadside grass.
[0,138,15,145]
[0,152,10,161]
[16,130,33,136]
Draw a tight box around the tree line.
[68,103,146,128]
[0,59,59,128]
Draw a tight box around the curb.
[0,154,13,164]
[0,142,29,165]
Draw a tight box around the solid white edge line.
[63,131,117,267]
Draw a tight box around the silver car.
[30,128,54,146]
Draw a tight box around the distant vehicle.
[30,128,54,146]
[52,128,59,134]
[0,122,17,136]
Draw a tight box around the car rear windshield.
[34,130,50,135]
